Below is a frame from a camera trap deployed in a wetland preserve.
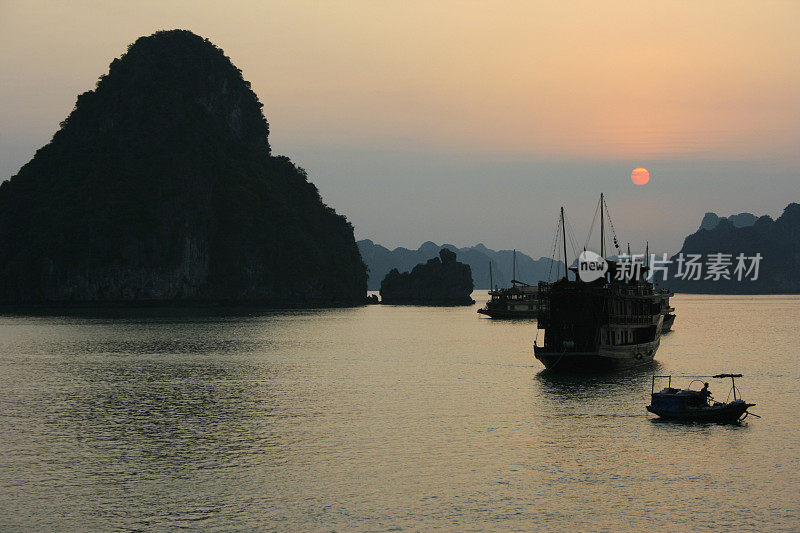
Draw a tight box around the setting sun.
[631,167,650,185]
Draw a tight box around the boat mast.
[489,261,493,290]
[645,241,649,268]
[513,249,516,284]
[600,193,604,258]
[561,206,568,281]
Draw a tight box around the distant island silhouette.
[362,200,799,296]
[358,240,562,290]
[700,211,758,231]
[665,203,800,293]
[0,30,367,305]
[380,248,474,305]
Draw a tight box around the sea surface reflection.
[1,295,798,530]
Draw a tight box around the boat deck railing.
[609,314,656,325]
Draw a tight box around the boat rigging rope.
[550,347,568,370]
[584,196,602,251]
[546,213,561,282]
[725,384,743,403]
[563,213,581,261]
[602,195,623,254]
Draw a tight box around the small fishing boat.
[646,373,756,423]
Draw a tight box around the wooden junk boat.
[534,194,667,371]
[647,374,757,423]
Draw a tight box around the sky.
[1,1,798,259]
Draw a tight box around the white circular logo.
[578,250,608,282]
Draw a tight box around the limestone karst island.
[0,30,367,305]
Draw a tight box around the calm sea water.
[1,294,798,531]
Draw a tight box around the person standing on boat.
[699,383,712,404]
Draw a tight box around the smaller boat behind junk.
[477,282,539,318]
[658,286,676,333]
[477,250,540,319]
[646,374,757,423]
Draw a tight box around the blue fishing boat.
[647,373,757,423]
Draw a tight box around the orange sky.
[2,1,799,161]
[1,1,799,254]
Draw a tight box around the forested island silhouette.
[379,248,474,305]
[0,30,367,306]
[665,203,800,293]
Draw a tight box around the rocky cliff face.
[666,203,800,293]
[700,211,758,231]
[379,249,474,305]
[0,30,367,304]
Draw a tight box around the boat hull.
[477,308,537,319]
[647,401,754,423]
[534,339,660,372]
[661,313,675,332]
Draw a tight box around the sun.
[631,167,650,185]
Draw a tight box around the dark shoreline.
[663,290,800,295]
[379,299,475,306]
[0,298,373,317]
